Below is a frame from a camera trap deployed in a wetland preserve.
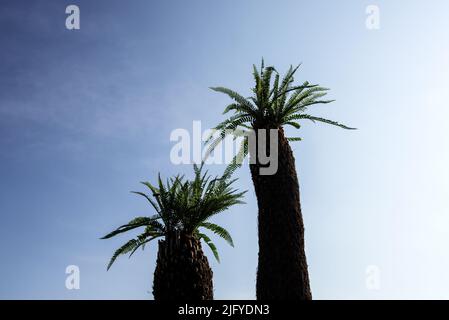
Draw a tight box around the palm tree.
[101,164,246,300]
[206,61,355,300]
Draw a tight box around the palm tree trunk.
[250,127,312,300]
[152,230,213,300]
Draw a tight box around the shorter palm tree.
[101,164,246,300]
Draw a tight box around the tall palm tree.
[101,164,246,300]
[206,61,355,300]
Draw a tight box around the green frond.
[262,66,276,100]
[209,87,257,116]
[252,64,261,91]
[209,61,355,143]
[222,103,241,115]
[128,234,161,258]
[198,232,220,262]
[200,222,234,247]
[285,121,301,129]
[140,181,159,196]
[204,114,247,144]
[224,137,248,177]
[106,239,139,270]
[107,230,162,270]
[101,216,159,239]
[296,114,356,130]
[130,191,160,213]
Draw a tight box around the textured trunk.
[250,127,312,300]
[152,230,213,300]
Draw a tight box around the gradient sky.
[1,0,449,299]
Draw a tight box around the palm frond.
[106,239,138,270]
[101,216,159,239]
[295,114,356,130]
[198,232,220,262]
[209,61,355,155]
[223,136,248,176]
[103,162,245,269]
[131,191,160,213]
[209,87,257,116]
[200,222,234,247]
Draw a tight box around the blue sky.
[1,0,449,299]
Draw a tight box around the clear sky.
[1,0,449,299]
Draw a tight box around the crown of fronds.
[101,164,246,269]
[205,60,356,175]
